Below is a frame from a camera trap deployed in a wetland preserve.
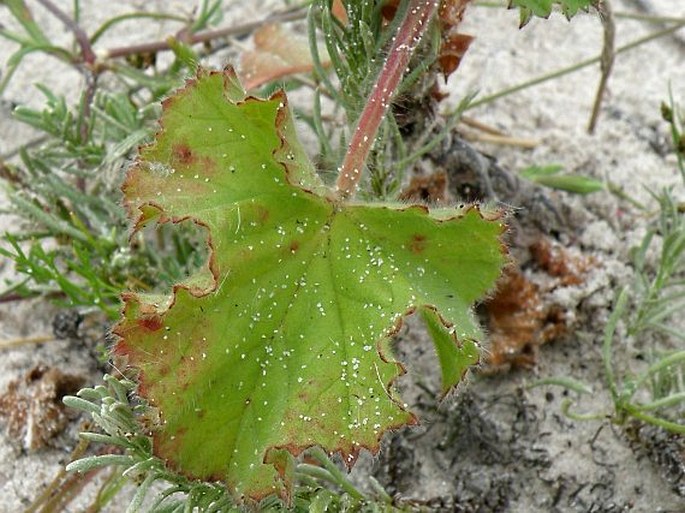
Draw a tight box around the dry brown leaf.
[530,238,594,286]
[437,0,474,80]
[332,0,348,24]
[484,237,594,371]
[399,171,449,204]
[438,33,474,79]
[0,365,85,450]
[239,24,329,90]
[485,266,550,370]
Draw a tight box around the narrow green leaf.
[66,454,137,473]
[2,0,51,45]
[519,164,564,178]
[528,376,594,395]
[62,395,101,415]
[520,165,604,194]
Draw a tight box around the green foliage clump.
[509,0,597,27]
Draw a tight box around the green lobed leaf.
[508,0,596,27]
[421,308,480,397]
[115,68,506,501]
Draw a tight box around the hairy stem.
[335,0,439,200]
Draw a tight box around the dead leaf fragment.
[437,0,474,79]
[485,266,549,370]
[530,238,594,286]
[399,171,449,204]
[484,238,594,371]
[0,365,85,450]
[438,33,474,79]
[239,24,329,90]
[332,0,348,24]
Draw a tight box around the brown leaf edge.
[113,66,509,499]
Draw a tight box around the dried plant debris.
[530,237,594,286]
[0,365,85,450]
[437,0,474,80]
[398,170,449,204]
[239,24,329,90]
[484,237,594,371]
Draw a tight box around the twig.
[0,291,64,304]
[335,0,440,200]
[460,130,539,148]
[588,0,615,133]
[460,115,507,136]
[0,334,54,350]
[35,0,96,64]
[103,7,307,60]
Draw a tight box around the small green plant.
[0,0,226,316]
[65,374,415,512]
[3,0,624,510]
[534,97,685,435]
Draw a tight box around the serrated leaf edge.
[114,67,508,498]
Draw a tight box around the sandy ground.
[1,1,684,511]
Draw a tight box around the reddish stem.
[104,9,306,59]
[335,0,439,200]
[35,0,96,64]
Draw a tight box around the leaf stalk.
[335,0,439,200]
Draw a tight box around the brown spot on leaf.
[256,205,270,224]
[409,234,428,254]
[138,315,163,332]
[154,427,187,467]
[289,240,299,254]
[172,143,195,166]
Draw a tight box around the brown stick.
[588,0,615,134]
[103,8,306,59]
